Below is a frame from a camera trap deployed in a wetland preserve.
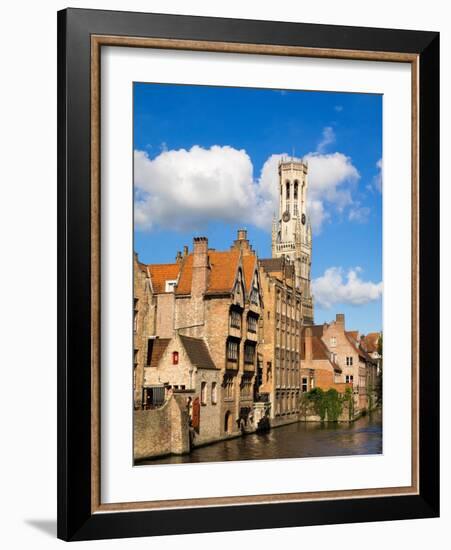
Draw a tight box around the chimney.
[231,228,252,255]
[336,313,345,327]
[192,237,209,297]
[183,245,189,257]
[304,327,313,361]
[175,251,182,264]
[237,228,247,241]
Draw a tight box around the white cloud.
[348,203,370,223]
[134,142,362,234]
[304,152,359,212]
[316,126,336,153]
[373,158,382,192]
[134,146,258,231]
[312,267,382,309]
[334,105,344,112]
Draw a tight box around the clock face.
[301,213,306,225]
[282,210,290,222]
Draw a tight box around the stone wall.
[134,394,190,461]
[133,255,155,409]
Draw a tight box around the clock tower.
[271,157,313,323]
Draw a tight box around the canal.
[141,408,382,465]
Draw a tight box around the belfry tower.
[271,158,314,323]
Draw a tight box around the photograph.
[132,82,383,465]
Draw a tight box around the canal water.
[140,408,382,465]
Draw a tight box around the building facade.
[144,332,222,446]
[258,257,303,425]
[133,254,155,409]
[305,314,379,413]
[136,231,265,445]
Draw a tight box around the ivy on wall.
[300,387,354,422]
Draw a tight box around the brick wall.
[133,394,190,461]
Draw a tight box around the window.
[165,279,177,292]
[293,203,299,216]
[224,376,234,399]
[294,180,298,199]
[346,375,354,384]
[211,382,217,404]
[133,298,138,332]
[250,287,259,305]
[330,336,337,347]
[229,309,241,329]
[244,343,256,363]
[240,377,252,397]
[346,356,353,366]
[266,361,272,382]
[201,381,207,405]
[286,181,290,199]
[301,377,308,392]
[267,310,270,320]
[247,314,258,333]
[146,339,154,366]
[227,340,239,361]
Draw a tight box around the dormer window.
[165,279,177,292]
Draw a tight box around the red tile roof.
[207,250,241,294]
[301,329,342,373]
[363,332,380,353]
[242,254,257,293]
[174,249,257,296]
[148,263,180,294]
[345,331,375,363]
[174,254,194,295]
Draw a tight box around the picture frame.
[57,7,440,541]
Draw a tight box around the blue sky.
[134,83,382,334]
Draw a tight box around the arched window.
[211,382,217,404]
[286,181,290,199]
[201,381,207,405]
[294,180,298,199]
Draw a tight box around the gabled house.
[144,332,222,446]
[141,231,264,439]
[300,326,349,393]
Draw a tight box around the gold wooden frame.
[90,35,419,514]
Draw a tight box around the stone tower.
[271,158,314,323]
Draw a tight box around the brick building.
[300,326,349,393]
[258,257,304,425]
[304,314,379,413]
[133,254,155,409]
[136,230,264,442]
[144,332,222,446]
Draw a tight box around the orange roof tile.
[175,249,254,296]
[174,255,194,295]
[301,333,342,373]
[207,250,240,294]
[363,332,380,353]
[242,254,257,293]
[148,263,180,294]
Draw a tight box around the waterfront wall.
[134,394,190,460]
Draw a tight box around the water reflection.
[140,408,382,465]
